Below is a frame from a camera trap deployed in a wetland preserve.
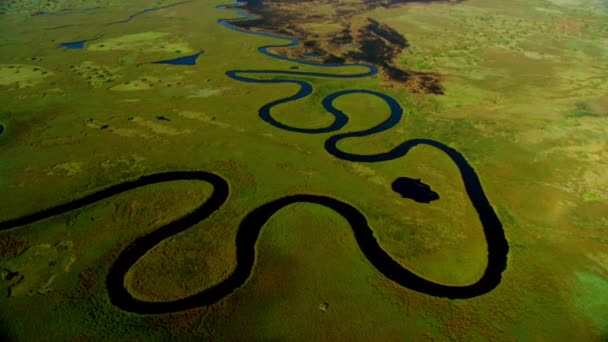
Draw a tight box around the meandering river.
[0,0,508,314]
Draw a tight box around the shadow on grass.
[601,328,608,342]
[0,314,16,342]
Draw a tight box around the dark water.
[58,34,103,50]
[59,40,85,49]
[219,0,508,308]
[1,170,506,315]
[218,7,378,70]
[0,0,509,315]
[153,50,204,65]
[0,124,4,135]
[392,177,439,203]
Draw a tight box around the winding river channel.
[0,0,508,315]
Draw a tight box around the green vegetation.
[0,0,606,340]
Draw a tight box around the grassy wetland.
[0,0,607,340]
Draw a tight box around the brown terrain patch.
[78,269,96,290]
[231,0,461,94]
[0,236,29,259]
